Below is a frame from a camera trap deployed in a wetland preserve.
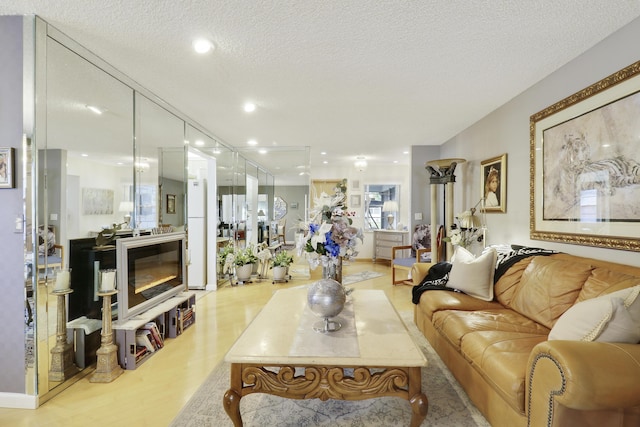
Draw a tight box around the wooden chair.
[391,224,441,286]
[391,245,431,285]
[391,224,430,285]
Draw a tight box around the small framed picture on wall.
[166,194,176,214]
[480,153,507,213]
[0,147,16,189]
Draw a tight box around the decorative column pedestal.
[425,158,466,262]
[90,290,123,383]
[49,289,79,382]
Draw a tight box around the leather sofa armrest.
[410,263,433,285]
[528,340,640,424]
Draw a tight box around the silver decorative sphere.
[307,278,346,319]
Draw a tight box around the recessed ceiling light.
[403,151,409,155]
[81,153,89,157]
[320,151,327,155]
[393,160,398,164]
[323,160,328,164]
[259,149,267,154]
[247,139,258,146]
[195,140,205,146]
[86,105,104,115]
[243,102,256,113]
[193,38,214,54]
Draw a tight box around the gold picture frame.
[530,60,640,251]
[480,154,507,213]
[0,147,16,189]
[166,194,176,214]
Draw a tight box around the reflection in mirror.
[136,93,186,231]
[257,168,272,245]
[185,125,221,289]
[234,154,247,247]
[245,162,259,247]
[237,146,309,246]
[39,36,134,396]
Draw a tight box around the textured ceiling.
[3,1,640,177]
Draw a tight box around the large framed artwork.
[0,147,15,189]
[480,154,507,213]
[530,60,640,251]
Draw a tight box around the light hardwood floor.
[1,261,415,426]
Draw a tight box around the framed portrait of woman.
[480,154,507,213]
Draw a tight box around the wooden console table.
[223,289,428,426]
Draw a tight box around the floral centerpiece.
[297,179,363,275]
[444,210,484,249]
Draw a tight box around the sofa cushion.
[506,256,593,329]
[432,308,550,350]
[577,269,640,302]
[461,331,548,413]
[549,285,640,343]
[415,289,502,320]
[447,247,497,301]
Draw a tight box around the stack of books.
[177,306,195,334]
[134,322,164,361]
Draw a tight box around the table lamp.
[382,201,398,230]
[119,201,134,228]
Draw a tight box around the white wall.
[439,16,640,267]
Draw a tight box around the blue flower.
[324,232,341,257]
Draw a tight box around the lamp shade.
[459,213,481,229]
[382,201,398,213]
[257,209,266,217]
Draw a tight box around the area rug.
[341,270,384,285]
[170,312,489,427]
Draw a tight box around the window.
[364,184,400,230]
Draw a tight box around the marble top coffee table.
[223,288,429,426]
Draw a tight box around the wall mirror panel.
[24,17,284,402]
[36,35,134,396]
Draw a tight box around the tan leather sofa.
[411,253,640,427]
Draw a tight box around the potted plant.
[270,250,294,281]
[234,245,258,282]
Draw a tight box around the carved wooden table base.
[223,363,428,427]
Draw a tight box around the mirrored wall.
[26,18,281,401]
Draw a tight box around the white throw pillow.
[549,285,640,343]
[446,247,497,301]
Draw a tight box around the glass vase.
[322,256,342,284]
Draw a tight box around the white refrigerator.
[187,179,207,289]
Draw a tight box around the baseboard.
[0,392,38,409]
